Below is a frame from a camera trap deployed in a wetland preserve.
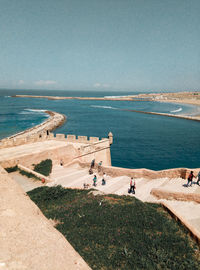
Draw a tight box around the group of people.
[187,171,200,187]
[89,159,106,187]
[93,172,107,187]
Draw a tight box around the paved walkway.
[9,172,43,192]
[0,140,82,162]
[48,164,200,235]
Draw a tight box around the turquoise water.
[0,89,199,170]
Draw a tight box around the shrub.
[18,169,40,180]
[5,165,18,173]
[34,159,52,176]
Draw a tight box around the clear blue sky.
[0,0,200,92]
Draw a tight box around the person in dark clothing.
[187,171,194,187]
[197,171,200,185]
[129,177,136,194]
[102,173,106,185]
[91,159,95,169]
[93,175,97,186]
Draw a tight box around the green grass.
[18,168,40,180]
[5,159,52,180]
[4,165,18,173]
[33,159,52,176]
[28,186,200,270]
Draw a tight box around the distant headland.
[12,91,200,121]
[12,91,200,105]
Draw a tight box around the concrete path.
[48,164,200,238]
[9,172,44,192]
[0,140,80,162]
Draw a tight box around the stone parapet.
[0,132,111,149]
[18,164,52,183]
[151,188,200,203]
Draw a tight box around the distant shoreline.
[12,92,200,122]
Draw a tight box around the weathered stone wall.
[151,188,200,203]
[0,165,91,270]
[0,143,80,168]
[76,161,200,180]
[0,134,113,168]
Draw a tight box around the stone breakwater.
[124,109,200,122]
[13,95,133,101]
[0,111,66,142]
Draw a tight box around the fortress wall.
[0,133,110,149]
[1,144,80,169]
[108,166,199,179]
[74,139,112,166]
[77,161,200,180]
[0,165,91,270]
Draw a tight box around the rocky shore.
[1,111,66,141]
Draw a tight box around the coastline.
[0,110,66,141]
[12,92,200,121]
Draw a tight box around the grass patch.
[33,159,52,176]
[28,186,200,269]
[5,165,18,173]
[18,169,40,180]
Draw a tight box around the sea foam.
[90,105,117,110]
[170,108,182,113]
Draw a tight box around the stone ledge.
[151,188,200,203]
[162,201,200,244]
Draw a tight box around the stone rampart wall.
[0,132,110,149]
[76,161,200,180]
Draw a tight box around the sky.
[0,0,200,92]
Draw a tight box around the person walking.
[197,171,200,186]
[93,175,97,187]
[129,177,136,194]
[98,161,102,173]
[102,172,107,185]
[91,159,95,169]
[187,171,194,187]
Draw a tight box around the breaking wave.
[90,105,117,110]
[104,95,131,98]
[19,109,49,117]
[170,108,182,113]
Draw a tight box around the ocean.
[0,89,200,170]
